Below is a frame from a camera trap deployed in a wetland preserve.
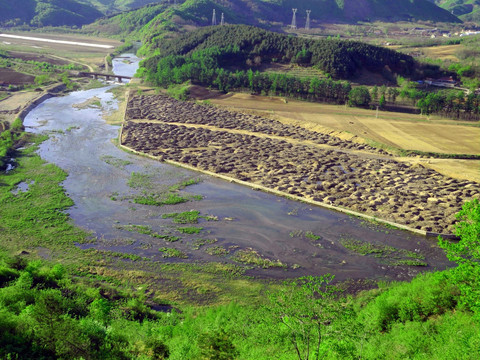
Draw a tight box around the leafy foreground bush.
[0,201,479,359]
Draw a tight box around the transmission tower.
[221,12,225,25]
[305,10,311,30]
[291,8,297,29]
[212,9,217,26]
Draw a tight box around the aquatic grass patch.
[233,248,286,269]
[177,226,203,234]
[305,231,322,241]
[84,248,146,261]
[205,246,229,256]
[133,192,188,206]
[168,177,201,192]
[118,224,180,242]
[159,247,188,259]
[101,155,132,169]
[191,238,218,250]
[162,210,218,224]
[339,237,426,266]
[133,192,202,207]
[163,210,201,223]
[128,171,154,189]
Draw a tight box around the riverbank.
[120,92,480,235]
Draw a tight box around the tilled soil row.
[126,94,384,154]
[121,121,480,234]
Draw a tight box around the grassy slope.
[430,0,480,21]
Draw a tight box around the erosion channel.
[23,54,451,281]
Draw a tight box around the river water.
[23,54,451,281]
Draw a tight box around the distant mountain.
[117,0,459,54]
[0,0,103,27]
[78,0,162,15]
[428,0,480,22]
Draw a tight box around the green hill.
[0,0,103,27]
[428,0,480,22]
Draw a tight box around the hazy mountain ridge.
[0,0,103,27]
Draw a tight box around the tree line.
[141,46,353,104]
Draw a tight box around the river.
[22,54,451,281]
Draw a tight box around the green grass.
[158,247,188,259]
[0,134,89,252]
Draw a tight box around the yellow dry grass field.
[0,32,122,71]
[210,93,480,182]
[420,44,461,62]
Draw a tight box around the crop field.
[207,92,480,182]
[398,44,462,62]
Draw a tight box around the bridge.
[77,71,132,83]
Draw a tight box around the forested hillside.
[139,24,440,100]
[0,0,103,27]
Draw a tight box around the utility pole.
[291,8,297,29]
[305,10,311,30]
[221,12,225,25]
[212,9,217,26]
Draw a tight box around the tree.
[198,330,238,360]
[378,94,386,109]
[348,86,371,107]
[439,199,480,315]
[266,275,346,360]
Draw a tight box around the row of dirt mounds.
[121,94,480,235]
[126,94,384,154]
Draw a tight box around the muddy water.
[23,54,451,281]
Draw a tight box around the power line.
[305,10,311,30]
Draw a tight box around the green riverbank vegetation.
[1,132,479,358]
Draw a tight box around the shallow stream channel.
[23,54,451,281]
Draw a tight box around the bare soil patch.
[7,51,70,65]
[121,93,480,234]
[0,68,35,85]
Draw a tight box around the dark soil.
[8,51,70,65]
[0,68,35,85]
